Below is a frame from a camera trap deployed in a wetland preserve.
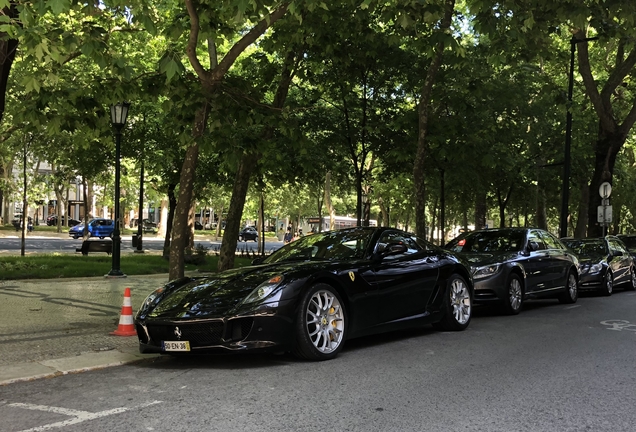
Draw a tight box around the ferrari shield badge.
[348,271,355,281]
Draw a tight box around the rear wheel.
[293,284,346,361]
[599,272,613,296]
[558,271,578,304]
[433,274,472,331]
[627,268,636,291]
[502,273,524,315]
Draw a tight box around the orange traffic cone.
[110,288,137,336]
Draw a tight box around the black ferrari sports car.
[136,227,474,360]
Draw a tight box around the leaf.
[48,0,72,15]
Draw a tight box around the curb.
[0,350,159,386]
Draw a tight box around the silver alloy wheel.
[450,277,471,325]
[568,273,578,300]
[509,279,523,311]
[606,273,613,294]
[306,290,344,353]
[631,270,636,289]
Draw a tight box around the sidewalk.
[0,274,175,385]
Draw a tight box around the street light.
[560,36,598,238]
[106,101,130,277]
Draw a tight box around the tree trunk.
[474,192,486,230]
[169,105,208,280]
[439,169,445,243]
[163,183,177,259]
[188,199,196,249]
[82,177,90,240]
[0,4,19,125]
[413,0,455,236]
[215,205,223,238]
[429,197,438,243]
[574,180,588,238]
[324,171,335,231]
[586,130,624,237]
[496,186,513,228]
[218,152,259,271]
[257,192,264,254]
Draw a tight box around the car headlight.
[141,287,165,310]
[471,264,501,280]
[242,275,284,304]
[582,263,603,274]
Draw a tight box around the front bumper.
[578,272,604,290]
[136,301,296,355]
[472,270,510,303]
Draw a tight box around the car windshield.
[446,231,525,253]
[619,237,636,251]
[263,229,374,263]
[562,239,607,256]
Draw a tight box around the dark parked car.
[135,227,473,360]
[445,228,579,315]
[130,218,158,233]
[561,236,636,296]
[617,234,636,258]
[46,215,80,227]
[69,218,115,239]
[239,226,258,241]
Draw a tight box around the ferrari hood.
[146,260,326,319]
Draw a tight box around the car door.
[608,238,630,284]
[362,231,440,325]
[522,230,551,293]
[539,231,572,290]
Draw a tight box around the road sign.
[599,182,612,198]
[598,205,613,224]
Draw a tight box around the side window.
[609,239,627,254]
[376,231,422,259]
[528,231,546,251]
[540,231,561,250]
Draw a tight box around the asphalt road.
[0,236,281,254]
[1,290,635,432]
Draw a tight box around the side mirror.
[527,241,540,252]
[380,242,408,258]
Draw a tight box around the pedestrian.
[27,217,33,233]
[298,229,304,237]
[283,228,293,244]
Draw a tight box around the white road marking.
[565,305,581,309]
[10,401,162,432]
[600,320,636,332]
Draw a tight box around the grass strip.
[0,254,252,280]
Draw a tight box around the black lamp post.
[106,102,130,277]
[560,36,598,238]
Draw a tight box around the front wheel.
[502,273,524,315]
[558,271,578,304]
[600,272,613,297]
[627,268,636,291]
[434,274,472,331]
[293,284,346,361]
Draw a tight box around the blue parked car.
[69,218,115,239]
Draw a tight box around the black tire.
[502,273,524,315]
[433,274,472,331]
[599,271,613,296]
[558,271,578,304]
[293,283,346,361]
[626,268,636,291]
